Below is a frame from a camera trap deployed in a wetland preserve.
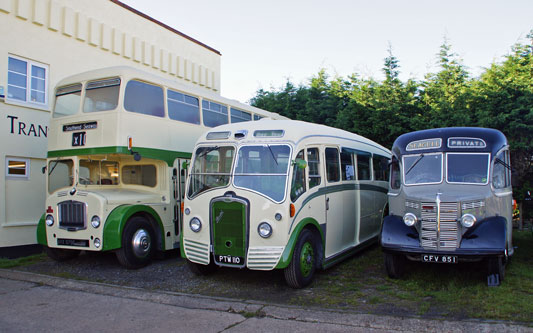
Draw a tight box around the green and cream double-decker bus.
[36,66,285,268]
[182,120,391,288]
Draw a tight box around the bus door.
[324,147,346,257]
[355,152,374,242]
[172,158,189,237]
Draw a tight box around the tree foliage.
[250,33,533,199]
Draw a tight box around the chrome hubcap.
[132,229,151,258]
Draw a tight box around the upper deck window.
[231,108,252,123]
[447,153,489,185]
[83,78,120,113]
[168,89,200,124]
[124,80,164,117]
[202,100,228,127]
[54,84,82,117]
[403,153,442,185]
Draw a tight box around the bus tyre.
[186,259,217,275]
[284,229,318,289]
[116,217,155,269]
[384,253,404,279]
[487,256,505,282]
[45,247,80,261]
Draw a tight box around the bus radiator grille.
[420,202,459,250]
[58,200,86,230]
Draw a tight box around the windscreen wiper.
[267,145,278,165]
[405,153,425,176]
[495,158,512,171]
[197,146,220,158]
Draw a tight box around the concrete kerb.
[0,269,531,332]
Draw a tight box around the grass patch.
[0,253,47,269]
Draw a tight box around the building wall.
[0,0,221,247]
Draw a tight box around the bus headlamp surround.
[91,215,101,228]
[403,213,417,227]
[190,217,202,232]
[461,214,476,228]
[258,222,273,238]
[45,214,54,226]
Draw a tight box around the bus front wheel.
[116,217,155,269]
[284,229,318,289]
[384,253,405,278]
[45,247,80,261]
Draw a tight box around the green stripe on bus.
[48,146,192,166]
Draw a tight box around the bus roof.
[199,119,391,156]
[55,66,288,120]
[392,127,508,157]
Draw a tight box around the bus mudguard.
[380,215,419,250]
[36,213,47,246]
[103,205,164,251]
[275,217,324,269]
[460,216,506,251]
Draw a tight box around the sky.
[121,0,533,104]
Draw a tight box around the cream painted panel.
[160,49,168,72]
[168,52,176,75]
[75,11,87,41]
[142,41,151,66]
[16,0,30,20]
[123,33,132,58]
[62,6,74,37]
[176,56,184,78]
[88,18,100,46]
[32,0,46,26]
[112,28,121,55]
[198,65,204,86]
[101,23,111,51]
[48,0,60,31]
[152,46,160,69]
[132,37,141,62]
[5,158,45,224]
[0,0,12,13]
[184,59,191,81]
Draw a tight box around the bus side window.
[290,150,306,202]
[373,155,390,181]
[357,154,371,180]
[341,150,354,180]
[124,80,164,117]
[307,148,321,188]
[390,157,401,189]
[493,150,511,189]
[325,148,340,183]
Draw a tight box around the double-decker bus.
[181,120,391,288]
[381,127,513,286]
[36,66,285,268]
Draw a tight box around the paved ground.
[0,269,530,332]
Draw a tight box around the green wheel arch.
[36,213,47,246]
[103,205,165,251]
[275,218,324,269]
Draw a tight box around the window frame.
[6,55,49,109]
[5,157,30,180]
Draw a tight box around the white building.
[0,0,222,254]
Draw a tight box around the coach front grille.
[420,202,459,250]
[58,200,86,230]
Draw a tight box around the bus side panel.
[275,218,324,270]
[102,205,165,251]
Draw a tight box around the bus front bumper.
[380,215,507,261]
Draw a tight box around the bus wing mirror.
[181,161,190,169]
[292,158,307,169]
[42,166,47,174]
[133,152,141,161]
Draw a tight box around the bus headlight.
[461,214,476,228]
[45,214,54,226]
[258,222,272,238]
[91,215,101,228]
[189,218,202,232]
[94,238,101,248]
[403,213,417,227]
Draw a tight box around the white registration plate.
[421,254,457,264]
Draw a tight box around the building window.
[6,158,30,180]
[7,55,49,107]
